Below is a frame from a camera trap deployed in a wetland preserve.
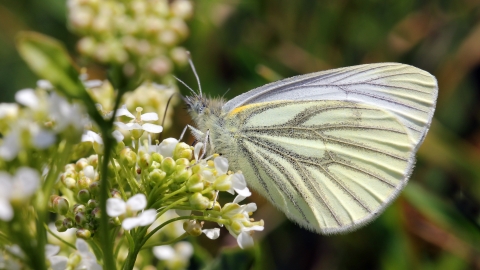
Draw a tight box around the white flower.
[0,167,40,221]
[48,93,84,133]
[220,202,264,249]
[106,194,157,230]
[158,138,179,157]
[73,239,102,270]
[153,242,193,269]
[46,244,67,270]
[0,103,19,119]
[114,105,163,133]
[202,228,220,239]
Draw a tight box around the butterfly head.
[185,94,225,128]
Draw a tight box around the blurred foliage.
[2,0,480,269]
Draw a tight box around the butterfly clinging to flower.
[185,63,437,234]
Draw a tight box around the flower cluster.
[68,0,192,80]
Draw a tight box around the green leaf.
[16,31,86,99]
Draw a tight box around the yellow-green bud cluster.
[54,154,102,239]
[67,0,192,80]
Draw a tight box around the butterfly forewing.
[221,100,415,233]
[223,63,438,150]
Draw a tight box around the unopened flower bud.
[212,174,231,191]
[119,148,137,167]
[75,212,88,225]
[151,152,163,163]
[75,158,89,171]
[91,207,101,220]
[174,165,191,183]
[78,189,91,203]
[161,157,176,174]
[87,154,98,168]
[175,158,190,167]
[173,142,193,160]
[63,218,74,229]
[110,189,121,198]
[63,177,77,189]
[73,204,86,214]
[87,199,98,209]
[55,197,70,215]
[149,169,166,184]
[55,219,67,232]
[76,228,92,239]
[186,174,204,192]
[89,182,100,195]
[183,220,202,236]
[189,192,210,210]
[77,176,92,190]
[139,152,151,169]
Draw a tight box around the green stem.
[44,224,76,249]
[141,232,189,250]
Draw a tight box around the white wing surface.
[223,100,415,234]
[223,63,438,149]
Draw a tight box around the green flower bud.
[77,189,91,203]
[139,152,151,169]
[89,182,100,195]
[62,169,77,180]
[87,199,98,209]
[174,165,191,183]
[65,164,76,172]
[77,176,92,190]
[189,192,210,210]
[63,218,74,229]
[161,157,176,174]
[183,220,202,237]
[212,174,231,192]
[149,169,166,184]
[173,142,193,160]
[151,152,163,163]
[91,207,101,220]
[107,160,120,177]
[115,141,126,155]
[148,160,162,171]
[186,174,204,193]
[110,189,121,198]
[55,197,70,215]
[191,164,201,174]
[73,204,86,214]
[175,158,190,167]
[75,212,88,225]
[76,228,92,239]
[55,219,67,232]
[119,147,137,167]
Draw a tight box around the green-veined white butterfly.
[185,63,438,234]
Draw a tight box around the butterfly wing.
[221,100,415,233]
[223,63,438,150]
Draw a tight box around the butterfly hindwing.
[219,100,415,233]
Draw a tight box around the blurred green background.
[2,0,480,269]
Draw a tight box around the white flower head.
[114,105,163,134]
[158,138,179,157]
[0,167,40,221]
[106,194,157,230]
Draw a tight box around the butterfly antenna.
[221,88,232,99]
[173,75,196,96]
[158,93,180,141]
[186,51,203,97]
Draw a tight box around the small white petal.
[214,157,228,175]
[15,88,39,108]
[126,123,142,130]
[83,166,95,179]
[45,244,60,257]
[231,173,246,190]
[114,121,131,131]
[202,228,220,240]
[106,198,126,217]
[115,105,135,118]
[140,112,159,121]
[244,203,257,213]
[200,170,215,183]
[137,209,157,226]
[153,245,175,260]
[233,195,247,204]
[14,167,40,197]
[76,239,90,253]
[0,103,19,119]
[126,194,147,211]
[175,242,194,259]
[84,80,103,88]
[0,199,13,221]
[37,80,53,89]
[32,129,56,149]
[49,256,68,270]
[142,123,163,133]
[237,231,254,249]
[158,138,178,157]
[84,131,103,144]
[194,142,203,161]
[243,225,264,232]
[112,130,124,142]
[0,131,20,161]
[122,217,141,230]
[234,187,251,197]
